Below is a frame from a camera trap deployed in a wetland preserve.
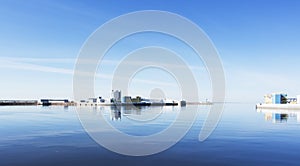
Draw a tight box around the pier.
[256,104,300,110]
[40,99,75,106]
[0,100,38,106]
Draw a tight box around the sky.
[0,0,300,103]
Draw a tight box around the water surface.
[1,104,300,166]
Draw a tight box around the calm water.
[1,104,300,166]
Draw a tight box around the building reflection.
[110,105,121,121]
[257,108,300,123]
[109,105,167,121]
[122,105,143,115]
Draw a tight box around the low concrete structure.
[40,99,73,106]
[256,103,300,110]
[0,100,38,106]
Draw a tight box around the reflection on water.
[105,105,169,123]
[110,106,121,121]
[257,108,300,123]
[3,104,300,166]
[76,105,183,137]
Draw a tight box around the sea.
[1,103,300,166]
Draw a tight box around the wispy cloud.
[0,57,180,87]
[0,59,74,74]
[0,57,75,63]
[0,57,206,72]
[0,58,112,79]
[132,78,178,87]
[100,59,206,71]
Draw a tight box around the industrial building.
[111,90,121,103]
[110,90,178,106]
[258,93,300,110]
[79,97,105,106]
[122,96,132,103]
[287,97,297,104]
[264,93,287,104]
[131,96,142,103]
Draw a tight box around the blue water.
[1,104,300,166]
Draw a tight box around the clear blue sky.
[0,0,300,102]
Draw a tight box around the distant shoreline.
[0,100,213,107]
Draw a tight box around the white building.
[112,90,121,103]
